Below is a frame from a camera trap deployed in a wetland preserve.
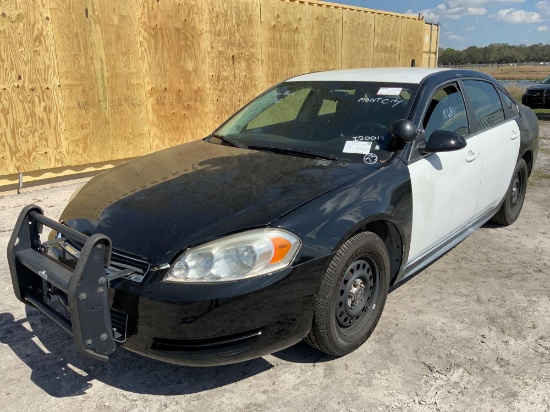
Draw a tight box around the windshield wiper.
[210,133,246,148]
[248,145,338,161]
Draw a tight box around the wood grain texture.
[0,0,68,175]
[260,0,308,86]
[432,25,440,67]
[372,14,402,67]
[207,0,262,126]
[280,0,419,18]
[399,18,424,67]
[94,0,150,160]
[342,9,375,69]
[304,3,342,72]
[1,0,431,180]
[423,23,439,68]
[48,0,113,165]
[139,0,210,152]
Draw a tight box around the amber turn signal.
[270,237,292,264]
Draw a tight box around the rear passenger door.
[462,80,521,218]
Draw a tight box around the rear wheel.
[306,232,390,356]
[491,158,528,226]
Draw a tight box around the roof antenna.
[411,59,416,67]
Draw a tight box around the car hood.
[61,140,372,263]
[526,84,550,91]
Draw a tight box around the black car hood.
[61,140,372,263]
[526,84,550,91]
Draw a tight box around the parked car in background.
[522,75,550,108]
[8,68,539,366]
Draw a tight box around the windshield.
[542,75,550,84]
[213,81,418,163]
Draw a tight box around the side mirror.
[418,130,467,154]
[390,119,417,144]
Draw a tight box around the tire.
[491,158,528,226]
[305,231,390,356]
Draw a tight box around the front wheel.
[491,158,528,226]
[305,231,390,356]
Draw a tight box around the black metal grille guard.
[7,205,116,361]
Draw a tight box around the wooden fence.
[0,0,437,186]
[423,22,440,68]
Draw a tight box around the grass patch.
[475,65,550,81]
[534,108,550,114]
[531,170,550,180]
[506,84,526,101]
[529,170,550,188]
[539,147,550,155]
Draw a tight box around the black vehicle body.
[522,76,550,108]
[8,69,539,366]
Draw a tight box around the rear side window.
[423,84,469,141]
[498,89,519,117]
[463,80,505,131]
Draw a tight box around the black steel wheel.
[491,158,528,226]
[305,231,390,356]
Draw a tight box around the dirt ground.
[0,124,549,412]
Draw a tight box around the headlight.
[164,228,301,283]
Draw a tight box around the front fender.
[273,158,413,271]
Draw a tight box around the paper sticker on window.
[377,87,402,96]
[343,141,372,155]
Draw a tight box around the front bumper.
[115,258,325,366]
[7,205,328,366]
[522,91,549,108]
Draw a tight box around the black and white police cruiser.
[8,68,539,366]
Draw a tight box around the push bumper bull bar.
[7,205,116,361]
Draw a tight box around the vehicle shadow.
[0,307,273,398]
[481,221,502,229]
[272,342,335,364]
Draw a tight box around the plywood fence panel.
[432,24,440,67]
[1,0,431,182]
[373,13,401,67]
[304,4,342,73]
[342,9,375,69]
[0,0,68,175]
[138,0,210,152]
[207,0,262,127]
[422,23,439,68]
[260,0,308,86]
[399,18,424,67]
[48,0,112,166]
[94,0,150,160]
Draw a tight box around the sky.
[328,0,550,49]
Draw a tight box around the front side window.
[422,84,469,141]
[463,80,505,131]
[214,81,418,163]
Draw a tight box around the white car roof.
[287,68,449,84]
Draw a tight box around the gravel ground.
[0,123,549,412]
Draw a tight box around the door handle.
[465,151,479,162]
[510,131,519,140]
